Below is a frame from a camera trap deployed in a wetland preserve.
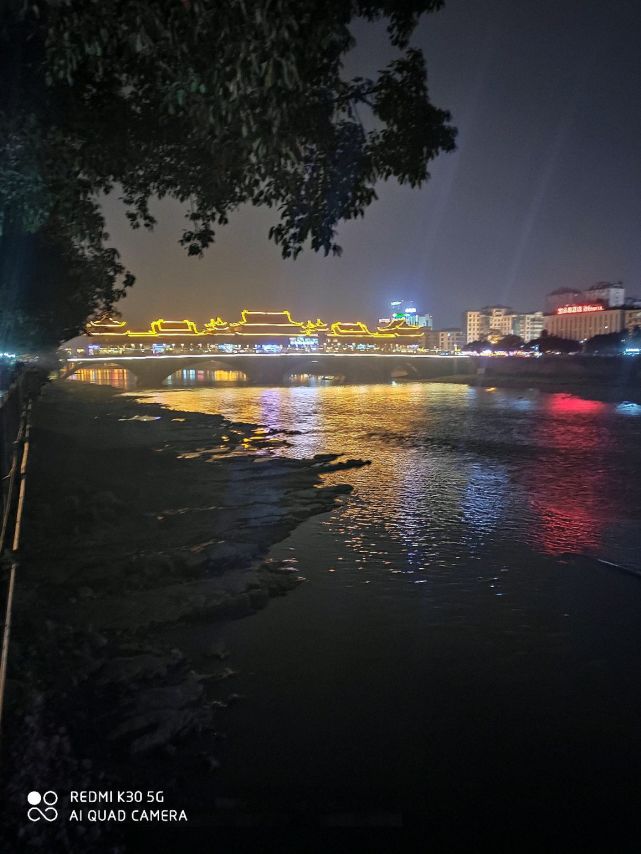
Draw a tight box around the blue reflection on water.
[616,401,641,415]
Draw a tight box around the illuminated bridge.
[60,311,473,386]
[63,352,473,387]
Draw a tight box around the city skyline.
[81,278,628,339]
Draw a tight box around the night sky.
[102,0,641,329]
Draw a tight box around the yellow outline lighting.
[302,319,329,334]
[238,309,303,326]
[229,309,310,337]
[127,318,204,337]
[86,316,128,335]
[204,317,230,332]
[377,318,425,338]
[84,310,426,342]
[328,322,396,339]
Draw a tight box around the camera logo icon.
[27,791,59,822]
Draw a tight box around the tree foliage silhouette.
[1,1,456,346]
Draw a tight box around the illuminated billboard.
[556,304,605,315]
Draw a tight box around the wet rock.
[258,566,302,597]
[79,579,233,630]
[113,706,209,754]
[204,540,260,570]
[96,654,173,686]
[322,483,353,495]
[247,586,270,610]
[312,453,339,464]
[108,677,209,753]
[206,642,230,661]
[319,458,371,473]
[203,754,221,771]
[93,490,121,509]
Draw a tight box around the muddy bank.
[1,382,368,849]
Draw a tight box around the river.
[121,379,641,826]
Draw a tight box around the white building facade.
[464,306,544,343]
[544,282,625,313]
[514,311,545,342]
[426,328,465,352]
[544,304,625,340]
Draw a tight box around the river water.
[122,380,641,826]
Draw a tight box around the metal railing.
[0,369,42,734]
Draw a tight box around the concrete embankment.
[436,354,641,402]
[1,382,367,846]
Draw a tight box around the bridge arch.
[282,357,347,385]
[388,361,421,380]
[64,361,139,389]
[162,358,248,386]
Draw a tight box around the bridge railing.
[64,344,436,358]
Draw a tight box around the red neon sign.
[556,304,605,315]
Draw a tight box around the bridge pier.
[239,359,289,385]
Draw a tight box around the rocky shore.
[2,382,368,848]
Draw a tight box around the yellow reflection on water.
[67,367,136,390]
[132,380,638,572]
[138,382,477,568]
[164,369,247,386]
[287,373,343,386]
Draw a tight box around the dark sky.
[102,0,641,329]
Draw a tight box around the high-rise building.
[483,306,515,339]
[544,282,625,313]
[513,311,544,342]
[464,306,543,343]
[584,281,625,307]
[425,328,465,352]
[544,304,625,340]
[625,307,641,332]
[544,288,583,313]
[464,310,483,343]
[389,301,432,329]
[463,306,514,342]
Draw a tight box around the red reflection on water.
[544,393,608,416]
[528,485,604,556]
[525,394,615,555]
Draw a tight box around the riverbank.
[1,381,368,848]
[429,371,641,404]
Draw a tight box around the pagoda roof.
[328,322,374,336]
[302,319,329,333]
[237,310,303,326]
[203,317,231,333]
[228,309,307,336]
[86,316,128,335]
[127,318,202,337]
[377,319,425,335]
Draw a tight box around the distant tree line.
[462,326,641,355]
